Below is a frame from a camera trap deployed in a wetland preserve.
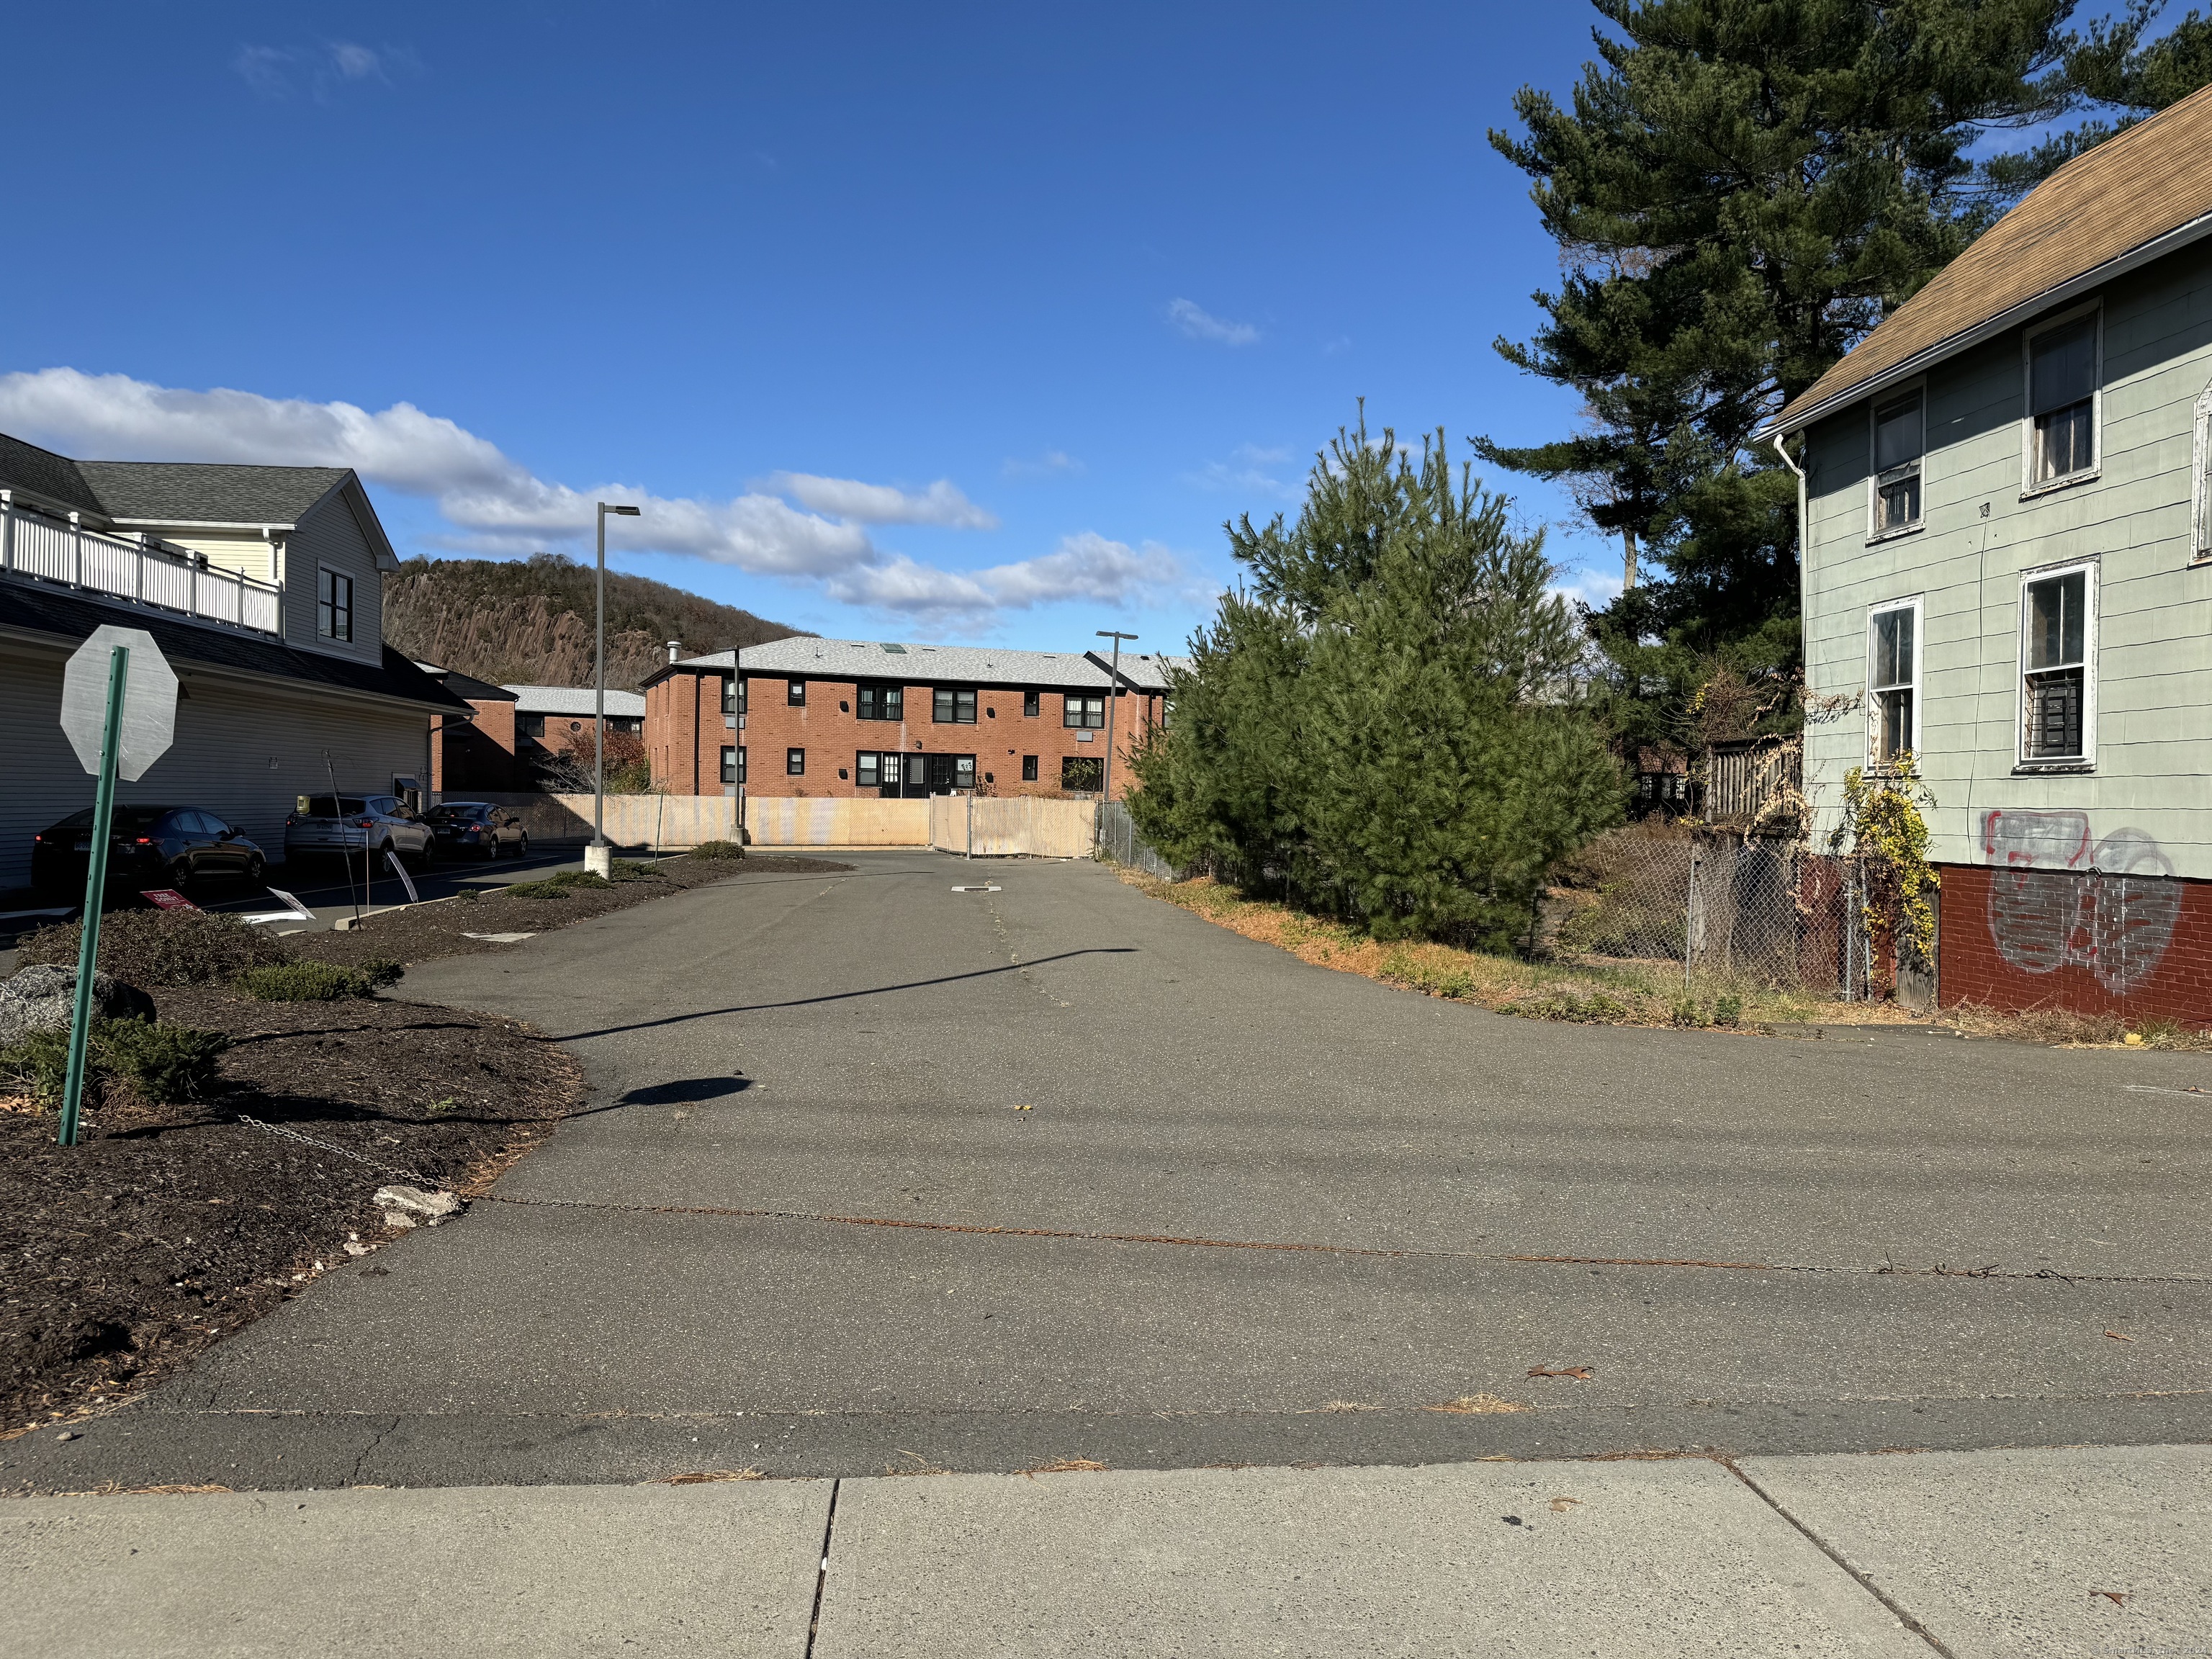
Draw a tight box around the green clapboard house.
[1767,82,2212,1025]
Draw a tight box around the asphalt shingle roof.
[0,433,107,517]
[0,580,470,714]
[1773,81,2212,432]
[503,684,647,717]
[74,461,351,525]
[662,635,1184,691]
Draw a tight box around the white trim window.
[1869,387,1924,536]
[2023,307,2100,491]
[2192,379,2212,561]
[2018,560,2097,767]
[1866,596,1921,765]
[317,565,353,642]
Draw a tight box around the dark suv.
[424,801,531,860]
[31,806,266,896]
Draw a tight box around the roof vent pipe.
[667,639,680,663]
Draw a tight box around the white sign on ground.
[60,625,177,781]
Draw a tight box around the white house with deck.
[0,431,467,894]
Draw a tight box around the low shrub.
[0,1019,230,1105]
[689,840,747,861]
[1668,997,1709,1029]
[235,959,402,1002]
[1520,990,1632,1023]
[96,1020,230,1100]
[505,871,613,899]
[0,1028,71,1102]
[610,859,660,881]
[19,909,288,986]
[1712,994,1743,1028]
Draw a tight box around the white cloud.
[1186,442,1299,500]
[329,42,385,81]
[0,367,871,577]
[828,532,1187,626]
[1168,298,1259,347]
[1001,449,1084,478]
[233,45,292,96]
[762,471,997,529]
[0,369,1191,624]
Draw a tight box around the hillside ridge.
[382,553,806,689]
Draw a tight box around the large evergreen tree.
[1130,415,1620,948]
[1476,0,2211,757]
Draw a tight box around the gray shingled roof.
[76,461,351,525]
[0,433,107,517]
[503,684,647,717]
[667,634,1184,691]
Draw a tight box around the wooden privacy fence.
[438,792,930,848]
[929,795,1098,858]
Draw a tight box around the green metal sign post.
[57,645,130,1148]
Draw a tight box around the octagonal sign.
[61,625,177,781]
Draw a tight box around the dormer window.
[2027,313,2098,488]
[318,567,353,642]
[1870,390,1923,536]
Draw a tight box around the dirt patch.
[0,984,582,1438]
[284,853,851,970]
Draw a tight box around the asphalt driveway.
[13,851,2208,1491]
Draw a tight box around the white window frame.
[1865,595,1923,768]
[2191,377,2212,563]
[2020,300,2103,498]
[316,564,354,642]
[2014,556,2098,770]
[1866,381,1927,542]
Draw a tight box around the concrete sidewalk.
[4,1446,2205,1658]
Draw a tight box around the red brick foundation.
[1938,861,2212,1027]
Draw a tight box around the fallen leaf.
[2105,1330,2134,1342]
[2091,1590,2128,1606]
[1550,1496,1583,1514]
[1527,1365,1596,1380]
[1425,1394,1530,1415]
[656,1468,765,1484]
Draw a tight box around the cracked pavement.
[6,851,2208,1493]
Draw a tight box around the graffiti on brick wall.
[1980,811,2181,993]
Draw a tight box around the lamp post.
[1095,628,1137,846]
[588,501,642,878]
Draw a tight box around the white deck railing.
[0,498,283,637]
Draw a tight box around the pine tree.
[1130,415,1620,948]
[1473,0,2126,752]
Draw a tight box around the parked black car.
[30,806,266,896]
[423,801,531,860]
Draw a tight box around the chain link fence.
[1545,821,1877,999]
[1096,800,1178,880]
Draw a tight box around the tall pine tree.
[1476,0,2210,757]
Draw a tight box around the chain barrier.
[235,1113,434,1186]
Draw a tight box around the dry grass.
[1424,1394,1531,1416]
[654,1467,765,1484]
[1021,1457,1109,1476]
[1118,870,2212,1050]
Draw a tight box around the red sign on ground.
[139,889,199,911]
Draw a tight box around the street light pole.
[1095,629,1137,845]
[590,501,642,878]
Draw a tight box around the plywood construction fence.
[930,795,1097,858]
[445,792,932,848]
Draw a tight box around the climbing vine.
[1827,754,1939,982]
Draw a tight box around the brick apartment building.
[642,635,1179,799]
[422,673,647,792]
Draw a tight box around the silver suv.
[285,794,434,867]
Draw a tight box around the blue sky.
[1,5,1653,648]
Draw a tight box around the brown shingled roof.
[1772,81,2212,433]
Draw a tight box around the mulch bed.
[285,853,850,969]
[1,849,853,1440]
[0,986,581,1438]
